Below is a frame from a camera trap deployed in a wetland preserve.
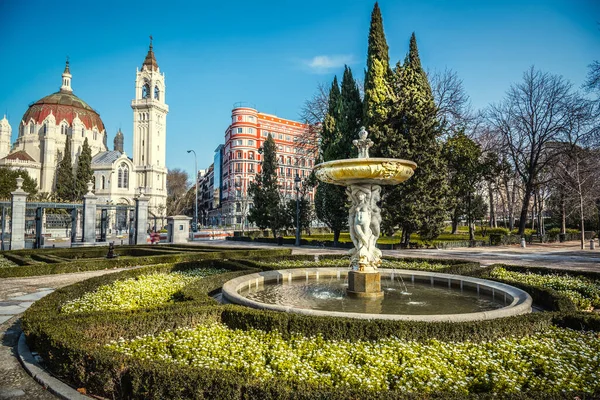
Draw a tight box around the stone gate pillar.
[134,188,149,245]
[10,176,28,250]
[82,181,97,244]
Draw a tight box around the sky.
[0,0,598,178]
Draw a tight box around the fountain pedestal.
[314,127,417,299]
[347,271,383,298]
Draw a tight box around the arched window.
[29,122,34,134]
[101,176,106,189]
[142,84,150,99]
[117,163,129,188]
[154,86,159,100]
[82,128,85,137]
[43,124,47,134]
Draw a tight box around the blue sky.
[0,0,598,178]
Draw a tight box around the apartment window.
[279,167,284,175]
[236,151,242,159]
[261,131,268,137]
[235,140,243,146]
[248,140,254,146]
[248,151,255,160]
[248,128,254,134]
[286,146,291,152]
[285,135,291,141]
[287,168,291,176]
[278,134,283,140]
[237,128,243,134]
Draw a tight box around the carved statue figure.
[348,185,379,271]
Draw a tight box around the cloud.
[303,55,354,73]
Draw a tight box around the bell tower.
[131,37,168,216]
[0,115,11,159]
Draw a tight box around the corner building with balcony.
[220,105,316,227]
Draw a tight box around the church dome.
[21,61,105,132]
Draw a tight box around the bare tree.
[296,82,330,161]
[550,95,599,248]
[166,168,191,216]
[429,68,477,136]
[487,66,582,235]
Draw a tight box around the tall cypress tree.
[248,134,288,238]
[337,66,363,158]
[362,2,394,156]
[315,77,347,245]
[385,33,450,244]
[75,137,93,199]
[315,67,363,245]
[55,139,75,201]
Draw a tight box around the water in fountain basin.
[240,276,505,315]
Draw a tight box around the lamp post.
[187,150,198,232]
[294,174,301,246]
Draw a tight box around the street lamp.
[294,174,301,246]
[187,150,198,232]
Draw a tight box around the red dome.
[21,91,105,132]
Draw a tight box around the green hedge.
[20,254,600,399]
[0,248,292,278]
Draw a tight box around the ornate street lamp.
[295,174,301,246]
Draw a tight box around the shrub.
[20,253,600,399]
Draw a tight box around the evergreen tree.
[247,134,287,238]
[337,66,363,158]
[443,131,485,239]
[55,139,75,201]
[315,70,363,246]
[384,33,450,244]
[362,2,394,156]
[0,167,38,199]
[75,137,93,199]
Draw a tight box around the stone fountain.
[222,127,532,321]
[313,127,417,298]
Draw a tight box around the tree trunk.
[576,158,585,250]
[518,183,534,236]
[561,193,566,234]
[451,207,459,234]
[333,229,340,247]
[467,195,475,241]
[488,182,496,228]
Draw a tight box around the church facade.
[0,41,168,217]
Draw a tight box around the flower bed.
[107,323,600,395]
[491,267,600,311]
[61,268,227,314]
[0,255,17,268]
[21,253,600,399]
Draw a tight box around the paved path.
[0,240,598,399]
[0,268,140,399]
[202,239,600,271]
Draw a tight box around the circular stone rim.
[222,268,533,322]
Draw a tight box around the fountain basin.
[222,268,533,322]
[314,158,417,186]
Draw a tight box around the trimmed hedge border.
[21,253,600,399]
[0,246,292,278]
